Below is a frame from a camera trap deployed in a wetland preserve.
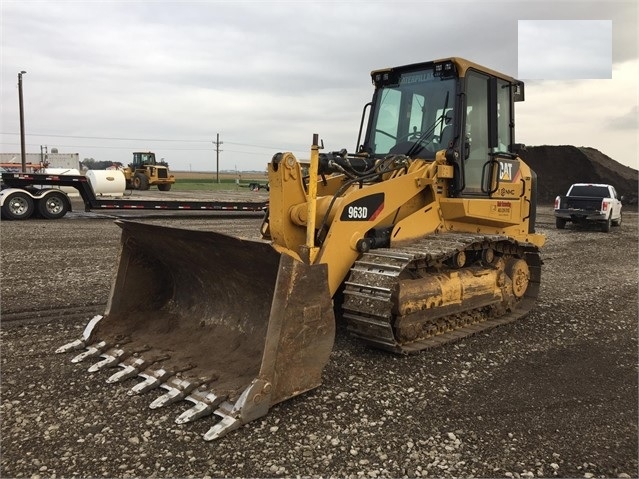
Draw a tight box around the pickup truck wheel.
[613,213,622,227]
[37,192,69,219]
[555,218,566,229]
[601,217,611,233]
[1,191,35,220]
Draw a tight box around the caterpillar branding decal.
[496,160,522,197]
[498,160,521,183]
[340,193,384,221]
[400,72,435,84]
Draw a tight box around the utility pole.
[18,71,27,171]
[213,133,223,183]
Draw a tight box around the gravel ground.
[1,202,637,478]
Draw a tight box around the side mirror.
[511,143,527,155]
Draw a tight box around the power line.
[0,141,211,151]
[0,131,304,151]
[0,141,284,156]
[0,131,210,143]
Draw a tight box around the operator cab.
[359,58,525,197]
[361,63,457,159]
[132,152,157,168]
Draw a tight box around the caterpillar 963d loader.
[58,58,545,440]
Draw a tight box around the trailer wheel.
[37,192,69,219]
[1,191,35,220]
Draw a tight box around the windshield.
[364,68,456,157]
[569,185,611,198]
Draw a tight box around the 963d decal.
[340,193,384,221]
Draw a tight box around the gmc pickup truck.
[554,183,623,232]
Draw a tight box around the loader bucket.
[57,220,335,440]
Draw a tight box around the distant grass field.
[171,171,268,191]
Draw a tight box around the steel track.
[341,232,542,353]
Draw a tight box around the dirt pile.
[520,145,638,204]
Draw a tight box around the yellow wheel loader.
[58,58,545,441]
[123,151,176,191]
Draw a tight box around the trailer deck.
[1,172,268,219]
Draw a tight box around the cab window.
[464,71,490,193]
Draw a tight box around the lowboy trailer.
[1,172,268,220]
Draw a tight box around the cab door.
[461,70,517,197]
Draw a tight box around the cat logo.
[499,161,512,181]
[497,160,521,184]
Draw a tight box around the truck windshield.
[569,185,610,197]
[365,68,456,157]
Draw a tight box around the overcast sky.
[518,20,612,79]
[1,1,637,172]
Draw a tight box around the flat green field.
[171,171,268,191]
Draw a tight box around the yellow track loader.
[58,57,545,440]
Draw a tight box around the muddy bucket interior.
[67,220,335,439]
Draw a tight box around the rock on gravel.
[1,205,637,478]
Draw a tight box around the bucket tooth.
[88,347,129,373]
[107,356,148,383]
[213,401,234,418]
[202,379,271,441]
[71,341,107,363]
[55,339,86,354]
[128,367,172,395]
[176,390,226,424]
[56,315,104,354]
[204,413,241,441]
[106,351,169,384]
[128,358,196,396]
[149,377,203,410]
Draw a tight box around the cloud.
[607,105,639,130]
[517,59,638,168]
[518,20,612,79]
